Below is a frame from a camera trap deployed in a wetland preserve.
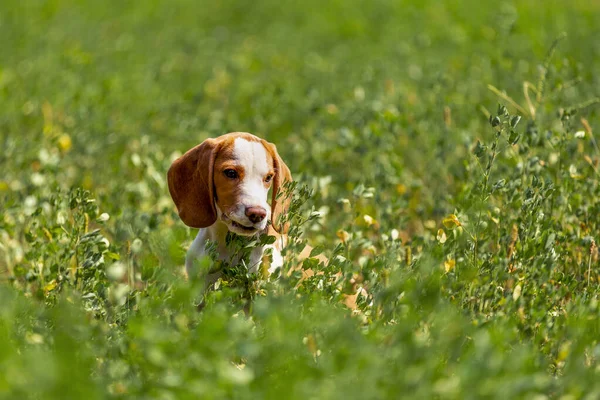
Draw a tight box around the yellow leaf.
[336,229,350,243]
[42,227,53,242]
[396,184,407,195]
[70,254,78,281]
[557,341,571,363]
[42,101,54,136]
[260,253,271,280]
[43,280,57,293]
[424,220,436,230]
[58,134,72,152]
[444,259,455,273]
[442,214,461,229]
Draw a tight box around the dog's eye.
[264,174,274,183]
[224,169,238,179]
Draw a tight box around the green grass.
[1,0,600,398]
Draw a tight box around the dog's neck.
[203,220,230,254]
[186,219,284,279]
[203,220,270,263]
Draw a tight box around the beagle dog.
[168,132,362,310]
[168,132,291,282]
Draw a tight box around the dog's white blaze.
[232,138,271,219]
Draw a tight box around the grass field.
[1,0,600,398]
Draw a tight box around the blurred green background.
[1,0,600,398]
[2,0,598,206]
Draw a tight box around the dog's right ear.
[167,138,220,228]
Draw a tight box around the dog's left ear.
[263,140,293,233]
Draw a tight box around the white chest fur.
[185,221,283,282]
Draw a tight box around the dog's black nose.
[245,206,267,224]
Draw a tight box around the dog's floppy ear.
[264,141,293,233]
[168,138,220,228]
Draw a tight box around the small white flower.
[24,196,37,215]
[56,211,67,225]
[24,196,37,208]
[131,238,143,254]
[354,87,365,101]
[513,284,522,301]
[131,153,142,167]
[30,173,45,186]
[97,212,110,222]
[575,130,586,139]
[107,262,126,281]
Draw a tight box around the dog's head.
[167,132,292,236]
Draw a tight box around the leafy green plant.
[1,0,600,398]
